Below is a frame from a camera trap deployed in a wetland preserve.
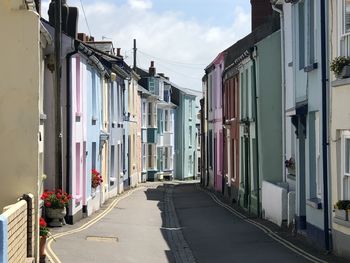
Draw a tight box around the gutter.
[66,48,78,205]
[320,0,331,252]
[272,3,286,183]
[250,47,261,217]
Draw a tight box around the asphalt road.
[47,182,346,263]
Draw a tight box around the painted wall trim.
[0,215,8,263]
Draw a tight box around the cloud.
[41,1,250,91]
[128,0,152,10]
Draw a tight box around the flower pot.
[39,236,47,262]
[340,65,350,79]
[335,208,348,221]
[92,187,97,198]
[46,207,67,227]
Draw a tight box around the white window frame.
[188,155,193,176]
[164,146,173,170]
[339,0,350,56]
[189,126,193,147]
[189,100,193,119]
[341,131,350,199]
[142,143,147,172]
[147,144,157,169]
[315,112,322,199]
[142,101,147,128]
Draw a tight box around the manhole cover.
[86,236,119,242]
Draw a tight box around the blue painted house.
[172,86,198,180]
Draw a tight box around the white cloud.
[41,1,250,91]
[127,0,152,10]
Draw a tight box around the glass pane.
[346,138,350,173]
[345,0,350,33]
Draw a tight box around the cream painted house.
[0,0,52,260]
[129,71,142,187]
[329,0,350,258]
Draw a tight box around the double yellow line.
[197,185,328,263]
[46,187,144,263]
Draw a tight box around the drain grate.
[86,236,119,242]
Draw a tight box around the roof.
[223,15,280,77]
[86,41,114,54]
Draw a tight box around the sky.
[41,0,251,91]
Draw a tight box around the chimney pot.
[117,48,121,56]
[149,61,156,76]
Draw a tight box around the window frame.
[341,131,350,199]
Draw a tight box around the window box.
[335,208,349,221]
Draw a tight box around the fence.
[0,194,34,263]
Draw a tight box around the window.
[342,131,350,199]
[209,130,213,168]
[164,147,172,170]
[340,0,350,56]
[142,143,147,171]
[148,144,156,169]
[189,100,193,119]
[148,102,153,127]
[315,112,322,198]
[164,110,169,132]
[189,155,193,176]
[298,1,305,69]
[189,126,193,147]
[110,146,115,180]
[142,101,147,128]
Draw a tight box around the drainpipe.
[272,3,286,183]
[54,0,63,189]
[250,47,261,217]
[320,0,330,252]
[66,47,78,198]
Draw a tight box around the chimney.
[117,48,121,56]
[149,61,156,76]
[77,33,87,42]
[48,0,79,39]
[250,0,273,31]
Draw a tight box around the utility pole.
[133,39,137,70]
[54,0,63,189]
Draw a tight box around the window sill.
[306,198,322,210]
[334,217,350,228]
[331,77,350,87]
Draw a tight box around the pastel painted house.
[156,77,176,180]
[0,1,51,261]
[329,0,350,258]
[172,85,198,180]
[205,52,224,192]
[286,0,329,248]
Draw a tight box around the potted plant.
[285,157,295,175]
[334,200,350,221]
[330,56,350,79]
[39,217,50,263]
[41,189,71,227]
[91,169,103,196]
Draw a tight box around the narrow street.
[46,183,344,263]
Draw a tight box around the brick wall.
[0,195,35,263]
[251,0,273,31]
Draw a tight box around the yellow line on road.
[197,185,328,263]
[46,187,145,263]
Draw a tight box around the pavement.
[45,182,348,263]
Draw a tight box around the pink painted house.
[206,52,225,193]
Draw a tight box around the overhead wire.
[138,50,207,68]
[79,0,93,38]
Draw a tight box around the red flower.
[45,201,52,208]
[40,217,47,227]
